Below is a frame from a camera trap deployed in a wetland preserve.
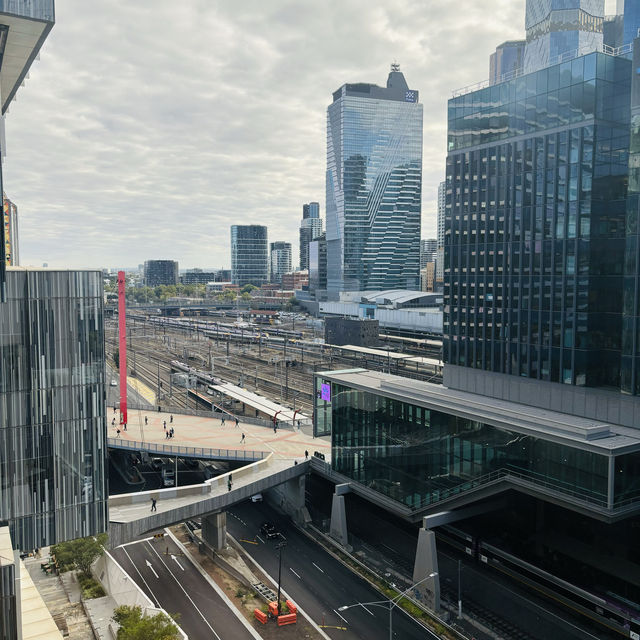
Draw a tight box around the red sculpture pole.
[118,270,128,425]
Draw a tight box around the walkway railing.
[106,437,268,462]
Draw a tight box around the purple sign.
[321,383,331,402]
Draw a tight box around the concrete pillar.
[266,475,310,525]
[412,523,440,613]
[202,511,227,550]
[329,483,350,548]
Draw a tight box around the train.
[438,525,640,638]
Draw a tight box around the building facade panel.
[445,52,630,389]
[230,225,268,286]
[144,260,179,286]
[0,269,107,551]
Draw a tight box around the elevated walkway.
[107,437,268,463]
[108,456,309,547]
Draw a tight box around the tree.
[112,605,180,640]
[241,284,258,294]
[240,292,252,302]
[51,533,108,577]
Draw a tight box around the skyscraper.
[230,225,269,286]
[270,241,292,284]
[489,40,526,85]
[622,0,640,46]
[524,0,604,73]
[326,65,423,294]
[419,238,437,269]
[3,194,18,267]
[144,259,179,286]
[436,181,445,284]
[299,202,322,271]
[309,232,327,294]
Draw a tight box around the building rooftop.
[318,369,640,454]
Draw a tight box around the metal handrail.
[452,41,634,98]
[106,437,267,461]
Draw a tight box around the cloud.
[3,0,524,269]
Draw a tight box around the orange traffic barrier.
[254,609,267,624]
[286,599,297,614]
[268,601,279,617]
[277,613,297,626]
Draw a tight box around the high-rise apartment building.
[144,260,179,286]
[436,181,446,284]
[326,65,423,293]
[299,202,322,271]
[623,0,640,45]
[419,238,437,269]
[3,194,18,267]
[489,40,526,85]
[230,225,269,286]
[270,241,292,284]
[524,0,604,73]
[309,232,327,294]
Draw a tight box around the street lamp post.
[338,571,438,640]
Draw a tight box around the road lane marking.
[121,547,159,607]
[171,554,184,571]
[240,538,259,545]
[146,541,222,640]
[333,608,349,624]
[256,535,265,544]
[145,559,159,578]
[313,562,324,573]
[290,568,301,579]
[359,602,375,616]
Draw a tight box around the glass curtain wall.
[330,384,622,509]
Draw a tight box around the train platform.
[108,407,330,462]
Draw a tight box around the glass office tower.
[446,51,631,389]
[326,66,423,293]
[230,225,269,286]
[524,0,604,73]
[299,202,322,271]
[490,40,526,85]
[0,268,107,551]
[623,0,640,46]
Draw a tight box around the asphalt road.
[228,502,440,640]
[112,535,255,640]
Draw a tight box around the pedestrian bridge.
[108,455,309,548]
[107,436,268,463]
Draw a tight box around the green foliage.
[112,605,180,640]
[241,284,258,294]
[78,574,106,599]
[240,292,252,301]
[51,533,108,577]
[124,284,207,304]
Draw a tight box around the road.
[227,502,440,640]
[112,535,255,640]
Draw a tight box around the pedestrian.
[170,415,173,423]
[123,422,127,431]
[227,479,232,492]
[144,416,148,425]
[241,433,245,444]
[297,420,301,428]
[273,424,277,434]
[221,415,226,426]
[116,429,121,438]
[113,406,116,414]
[305,450,309,459]
[163,420,167,429]
[111,418,115,427]
[170,428,174,438]
[150,497,157,512]
[235,417,239,428]
[165,430,169,439]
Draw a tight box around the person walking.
[150,497,157,512]
[144,416,148,425]
[170,415,173,424]
[240,433,245,444]
[227,478,232,492]
[305,450,309,459]
[165,430,169,440]
[111,418,115,427]
[221,415,226,426]
[123,422,127,431]
[234,417,239,428]
[116,429,121,438]
[163,420,167,429]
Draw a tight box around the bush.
[78,574,106,599]
[112,605,180,640]
[51,533,108,576]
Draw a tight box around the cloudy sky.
[3,0,616,270]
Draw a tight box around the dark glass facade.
[0,269,107,550]
[144,259,179,287]
[230,225,269,286]
[445,52,631,389]
[318,377,640,511]
[623,0,640,46]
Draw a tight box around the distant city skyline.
[2,0,618,269]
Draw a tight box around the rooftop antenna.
[391,61,401,72]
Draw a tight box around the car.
[251,493,263,503]
[260,522,279,539]
[110,380,117,386]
